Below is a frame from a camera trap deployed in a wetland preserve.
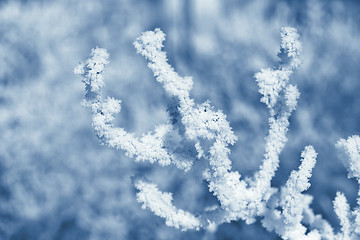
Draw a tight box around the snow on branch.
[76,28,360,240]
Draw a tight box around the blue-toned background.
[1,0,360,239]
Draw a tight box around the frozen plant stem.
[75,28,360,240]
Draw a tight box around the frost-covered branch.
[74,47,192,170]
[281,146,317,226]
[201,28,304,231]
[334,136,360,239]
[262,146,322,240]
[134,180,202,231]
[253,27,301,195]
[76,27,360,240]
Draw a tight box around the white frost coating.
[79,47,109,93]
[280,27,302,69]
[302,195,335,239]
[335,135,360,239]
[75,47,192,170]
[76,28,360,240]
[249,27,302,218]
[133,27,314,238]
[133,28,193,98]
[255,68,292,109]
[261,147,322,240]
[135,180,202,231]
[285,84,300,111]
[133,29,237,146]
[255,27,301,111]
[337,136,360,180]
[281,146,317,226]
[334,192,351,240]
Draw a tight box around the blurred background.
[0,0,360,239]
